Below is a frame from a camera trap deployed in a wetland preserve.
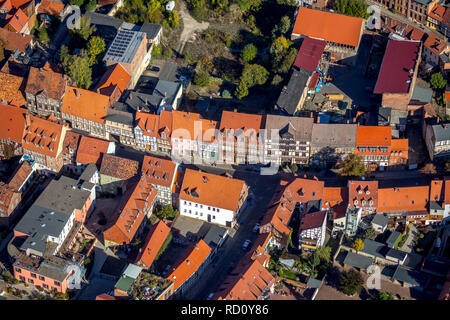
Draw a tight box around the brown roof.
[0,28,32,53]
[137,220,171,268]
[22,114,64,158]
[141,155,177,188]
[37,0,65,15]
[76,135,111,165]
[25,66,68,101]
[299,210,327,231]
[219,110,263,141]
[99,154,139,180]
[0,103,27,144]
[0,72,26,106]
[264,114,314,141]
[348,180,378,209]
[62,130,82,156]
[95,63,130,97]
[0,181,20,214]
[179,169,246,212]
[424,34,448,56]
[7,160,32,190]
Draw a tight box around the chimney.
[310,112,313,118]
[234,108,237,112]
[164,92,167,97]
[317,116,320,124]
[387,116,391,122]
[145,98,148,105]
[437,117,440,123]
[130,93,133,100]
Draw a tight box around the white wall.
[179,198,234,226]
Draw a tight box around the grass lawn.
[279,268,298,281]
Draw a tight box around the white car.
[242,240,251,251]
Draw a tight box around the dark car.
[148,66,160,72]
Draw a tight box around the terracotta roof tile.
[0,28,32,53]
[95,63,130,97]
[141,155,177,188]
[137,220,171,268]
[62,86,110,124]
[22,114,64,158]
[348,180,378,209]
[219,110,263,142]
[0,72,26,106]
[62,130,82,155]
[179,169,246,212]
[166,239,211,290]
[75,135,111,165]
[104,176,157,245]
[299,210,327,231]
[37,0,65,16]
[25,66,68,101]
[171,110,218,143]
[0,181,19,214]
[135,112,159,137]
[100,154,139,180]
[428,4,446,23]
[5,8,28,33]
[0,103,26,143]
[158,110,172,139]
[7,160,31,190]
[323,186,347,209]
[378,186,429,212]
[423,34,448,56]
[429,180,444,202]
[292,7,364,48]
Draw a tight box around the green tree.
[167,11,179,29]
[377,291,395,300]
[337,154,366,178]
[290,163,298,173]
[430,72,447,90]
[193,71,211,87]
[85,0,97,11]
[241,43,258,63]
[222,89,231,98]
[70,0,84,6]
[270,36,291,62]
[339,269,363,296]
[272,15,291,38]
[87,36,106,66]
[309,252,321,277]
[276,46,297,74]
[70,16,95,41]
[37,28,50,45]
[234,80,249,99]
[3,143,13,159]
[352,238,364,253]
[64,54,92,89]
[315,246,332,261]
[334,0,370,19]
[240,63,269,87]
[364,224,377,240]
[155,205,178,220]
[59,45,69,63]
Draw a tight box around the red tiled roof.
[374,40,421,94]
[378,186,429,212]
[0,28,32,53]
[7,160,31,190]
[158,110,172,139]
[423,34,448,56]
[404,25,426,42]
[100,154,139,180]
[37,0,65,16]
[25,66,68,101]
[356,126,391,147]
[171,110,218,143]
[292,7,363,48]
[135,112,159,137]
[76,135,111,165]
[141,155,177,188]
[137,221,171,268]
[428,4,446,22]
[293,37,326,72]
[95,63,130,97]
[299,210,327,231]
[103,176,157,245]
[323,186,347,209]
[430,180,444,202]
[166,239,211,291]
[214,258,275,300]
[0,103,26,144]
[179,168,246,212]
[5,8,28,33]
[285,177,324,203]
[62,130,82,155]
[22,114,64,158]
[0,72,26,106]
[446,178,450,205]
[62,86,110,124]
[0,181,20,215]
[219,110,263,142]
[348,180,378,209]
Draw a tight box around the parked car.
[148,66,160,72]
[206,292,215,300]
[253,223,260,233]
[242,240,251,251]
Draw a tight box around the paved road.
[181,165,281,299]
[176,1,209,55]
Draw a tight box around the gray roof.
[151,80,182,111]
[390,109,407,126]
[124,91,156,113]
[411,86,433,104]
[429,201,443,210]
[311,123,357,148]
[432,124,450,142]
[378,107,391,124]
[123,263,142,280]
[79,163,98,182]
[34,176,93,216]
[361,239,389,259]
[85,12,124,30]
[386,231,401,248]
[305,199,322,214]
[306,277,323,288]
[403,253,423,269]
[105,108,134,126]
[279,258,295,268]
[386,248,408,261]
[104,29,146,65]
[371,213,388,228]
[264,114,314,142]
[139,22,162,41]
[276,68,312,115]
[14,255,73,282]
[392,265,430,287]
[343,251,374,270]
[15,205,69,256]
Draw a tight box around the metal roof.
[104,29,146,65]
[392,265,430,287]
[343,251,374,270]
